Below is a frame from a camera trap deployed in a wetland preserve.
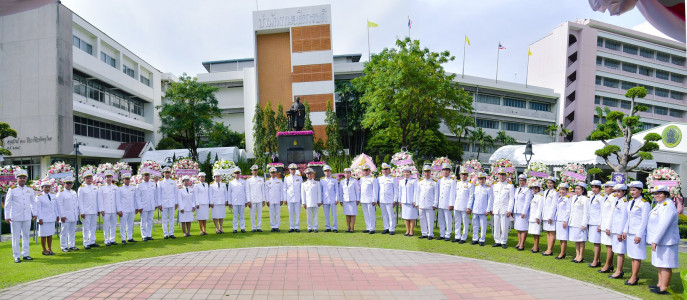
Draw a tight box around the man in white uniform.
[320,165,339,233]
[378,163,398,235]
[116,174,137,244]
[136,170,157,241]
[230,168,248,233]
[416,165,438,240]
[359,164,379,234]
[301,168,322,232]
[492,168,514,248]
[4,170,36,262]
[283,164,303,232]
[246,165,266,232]
[157,167,178,239]
[437,163,456,241]
[468,172,493,246]
[265,167,284,231]
[78,171,99,249]
[57,176,79,252]
[98,171,118,246]
[453,168,473,243]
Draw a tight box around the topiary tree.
[303,101,313,131]
[252,102,267,160]
[324,100,343,156]
[276,103,290,132]
[264,102,278,155]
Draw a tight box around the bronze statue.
[286,97,306,131]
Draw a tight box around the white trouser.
[60,221,77,249]
[102,213,117,243]
[472,214,487,242]
[493,213,510,244]
[323,204,338,230]
[437,208,453,238]
[380,203,395,232]
[161,207,176,236]
[287,202,300,229]
[82,214,97,246]
[249,203,262,229]
[269,203,281,229]
[10,220,30,259]
[306,207,319,230]
[120,212,135,241]
[361,203,376,231]
[140,210,154,238]
[233,205,245,230]
[454,210,469,240]
[419,208,435,237]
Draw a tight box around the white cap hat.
[82,170,93,177]
[181,176,190,181]
[590,180,603,186]
[268,167,277,173]
[288,163,298,169]
[198,172,206,177]
[497,168,506,174]
[576,182,588,189]
[651,185,669,193]
[121,173,131,179]
[422,165,432,172]
[529,181,541,188]
[162,167,172,172]
[304,168,315,174]
[381,163,391,169]
[613,184,627,191]
[477,172,487,178]
[546,176,557,182]
[63,176,75,183]
[362,164,371,170]
[213,172,222,177]
[233,167,241,173]
[518,174,527,180]
[441,163,451,170]
[323,165,332,171]
[141,169,151,175]
[250,165,259,171]
[403,166,412,172]
[40,180,52,187]
[104,170,114,177]
[344,168,352,173]
[627,181,644,189]
[15,169,28,177]
[558,182,569,189]
[459,167,468,174]
[603,181,615,188]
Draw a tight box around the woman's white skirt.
[611,233,626,254]
[38,222,55,237]
[542,220,556,232]
[587,225,601,244]
[568,226,587,242]
[626,234,647,260]
[402,203,418,220]
[343,201,357,216]
[555,221,569,240]
[212,204,226,219]
[651,244,678,269]
[196,204,209,220]
[514,216,529,231]
[527,222,541,235]
[179,209,194,223]
[600,229,613,246]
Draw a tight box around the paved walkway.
[0,247,634,300]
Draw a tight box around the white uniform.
[454,180,473,241]
[492,181,514,245]
[283,174,303,230]
[541,189,558,232]
[246,176,266,230]
[378,175,398,233]
[301,179,322,230]
[611,197,629,254]
[436,177,456,239]
[624,197,650,260]
[135,180,157,239]
[35,192,58,237]
[320,176,339,231]
[599,193,617,246]
[265,178,283,229]
[647,199,680,268]
[339,178,360,216]
[78,183,99,246]
[528,192,544,235]
[230,178,247,230]
[468,184,493,242]
[586,192,604,243]
[567,195,589,242]
[398,177,418,220]
[116,184,137,241]
[209,181,228,219]
[359,175,379,232]
[57,188,78,249]
[509,186,533,232]
[4,185,35,259]
[415,178,438,237]
[98,183,118,244]
[555,194,572,241]
[157,178,178,237]
[194,182,210,221]
[178,186,195,223]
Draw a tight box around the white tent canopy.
[141,147,240,164]
[489,138,656,169]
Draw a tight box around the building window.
[621,81,636,90]
[672,56,685,66]
[671,91,684,101]
[603,58,620,69]
[622,44,638,55]
[140,75,151,87]
[475,94,500,105]
[476,118,499,129]
[654,106,668,115]
[655,88,669,97]
[639,47,654,59]
[643,85,653,94]
[621,63,637,73]
[74,116,145,143]
[130,98,144,116]
[656,70,670,80]
[642,123,656,131]
[123,65,135,78]
[596,56,602,66]
[503,97,526,108]
[670,73,684,83]
[502,122,525,132]
[72,36,93,55]
[638,66,652,77]
[100,52,116,68]
[603,78,619,88]
[528,125,547,135]
[604,39,621,51]
[657,51,670,62]
[603,98,618,107]
[529,101,551,112]
[620,101,631,109]
[594,96,601,105]
[595,76,602,85]
[670,109,684,118]
[597,37,603,47]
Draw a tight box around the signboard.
[652,180,679,187]
[565,171,587,181]
[253,5,331,30]
[393,159,413,166]
[611,172,625,184]
[175,169,198,177]
[214,169,235,175]
[529,171,549,178]
[0,175,16,182]
[48,172,73,180]
[661,125,681,148]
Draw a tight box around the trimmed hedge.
[680,224,687,239]
[679,214,687,226]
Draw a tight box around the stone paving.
[0,246,635,299]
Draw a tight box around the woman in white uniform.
[646,185,680,295]
[510,174,533,251]
[554,183,571,260]
[210,173,229,234]
[527,182,544,253]
[623,181,651,286]
[339,168,360,233]
[598,181,618,273]
[567,182,589,263]
[586,180,604,268]
[540,177,558,256]
[178,176,196,237]
[194,172,210,235]
[36,182,58,256]
[398,167,418,236]
[609,184,628,279]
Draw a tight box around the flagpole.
[495,42,500,83]
[525,51,530,88]
[408,16,410,38]
[462,36,467,78]
[367,19,371,62]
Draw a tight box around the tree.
[587,106,643,140]
[263,102,278,154]
[352,38,473,151]
[545,124,572,142]
[589,87,661,173]
[156,137,183,150]
[335,80,367,155]
[324,100,343,155]
[276,103,290,132]
[494,130,516,146]
[157,74,220,161]
[303,101,313,131]
[252,102,267,159]
[0,122,18,156]
[452,117,475,146]
[469,128,495,160]
[202,122,245,149]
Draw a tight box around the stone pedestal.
[277,133,313,165]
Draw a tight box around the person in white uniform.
[586,180,604,268]
[598,181,618,273]
[568,182,590,264]
[467,172,493,246]
[541,177,558,256]
[398,166,418,237]
[265,167,284,232]
[36,181,58,256]
[508,174,533,251]
[5,170,36,263]
[210,173,229,233]
[339,168,360,233]
[554,183,571,260]
[98,171,119,246]
[116,174,137,244]
[453,168,473,243]
[57,177,79,252]
[283,164,303,232]
[320,165,339,233]
[527,182,544,253]
[492,168,514,248]
[230,168,248,233]
[78,171,99,249]
[646,185,680,295]
[378,163,398,235]
[157,167,178,239]
[246,165,266,232]
[301,168,322,232]
[622,181,651,286]
[416,165,438,240]
[194,172,210,235]
[609,184,629,280]
[359,164,379,234]
[436,163,455,241]
[135,170,158,241]
[178,176,196,237]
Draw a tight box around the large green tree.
[202,122,245,149]
[275,103,290,132]
[264,102,278,154]
[495,130,516,146]
[252,102,267,160]
[469,128,495,160]
[335,80,367,155]
[589,87,661,173]
[545,123,572,142]
[303,101,313,131]
[324,100,343,156]
[352,38,473,152]
[0,122,18,156]
[157,74,220,161]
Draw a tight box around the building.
[0,2,163,178]
[528,19,687,142]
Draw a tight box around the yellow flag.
[528,48,533,56]
[465,35,470,46]
[367,20,378,28]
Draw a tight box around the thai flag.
[408,17,412,29]
[498,43,506,50]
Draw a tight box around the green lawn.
[0,205,684,299]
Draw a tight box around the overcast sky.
[61,0,662,84]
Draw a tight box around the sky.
[60,0,661,84]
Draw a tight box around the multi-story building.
[528,19,687,142]
[0,2,162,178]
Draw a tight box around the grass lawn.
[0,204,684,299]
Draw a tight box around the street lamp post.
[523,140,534,166]
[74,139,83,186]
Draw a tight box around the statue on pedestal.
[286,97,306,131]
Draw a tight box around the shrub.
[678,214,687,226]
[680,224,687,239]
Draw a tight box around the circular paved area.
[0,246,634,300]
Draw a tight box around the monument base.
[277,131,314,166]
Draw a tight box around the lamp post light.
[523,140,534,166]
[74,139,83,186]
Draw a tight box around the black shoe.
[241,230,246,233]
[295,229,300,232]
[609,272,624,279]
[369,230,375,234]
[502,244,508,249]
[233,230,238,233]
[170,235,176,239]
[128,239,137,243]
[143,237,149,241]
[452,239,459,243]
[84,245,91,250]
[251,229,256,232]
[110,241,117,245]
[470,240,478,245]
[164,236,169,239]
[333,230,338,233]
[427,236,433,240]
[650,289,669,295]
[308,229,313,233]
[257,229,263,232]
[121,241,127,245]
[105,242,111,246]
[314,230,318,233]
[541,252,552,256]
[458,240,466,244]
[624,280,638,286]
[363,230,369,233]
[91,243,100,247]
[61,248,69,253]
[276,229,280,232]
[382,229,389,234]
[22,256,33,261]
[492,243,501,247]
[288,229,294,232]
[479,242,485,246]
[444,238,450,241]
[570,259,578,262]
[14,258,21,263]
[517,247,524,251]
[147,237,154,240]
[598,267,614,273]
[325,229,331,232]
[419,236,427,239]
[69,247,79,251]
[554,255,566,260]
[389,231,394,235]
[588,263,600,268]
[648,285,658,290]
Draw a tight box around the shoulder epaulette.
[663,202,667,206]
[37,192,43,196]
[642,198,649,203]
[321,177,326,180]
